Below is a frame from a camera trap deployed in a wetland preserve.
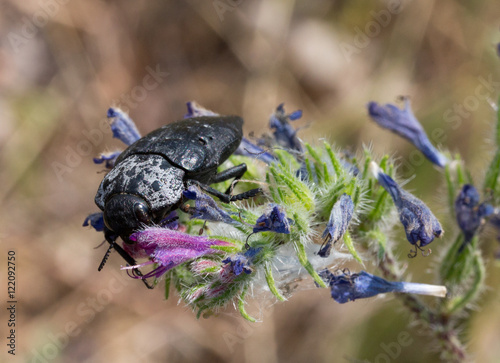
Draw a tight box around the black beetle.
[95,115,260,288]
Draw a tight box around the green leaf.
[483,151,500,196]
[343,231,363,265]
[322,162,331,184]
[445,163,456,217]
[445,252,485,313]
[368,188,390,221]
[367,228,387,261]
[439,234,476,287]
[362,150,372,181]
[264,263,286,301]
[293,240,326,288]
[496,94,500,146]
[266,170,283,203]
[270,164,315,211]
[379,155,390,173]
[238,285,257,322]
[324,141,343,177]
[317,181,348,220]
[305,158,314,183]
[305,143,325,185]
[274,149,301,170]
[164,272,171,300]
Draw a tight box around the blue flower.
[371,162,443,255]
[340,157,360,176]
[83,212,105,232]
[319,194,354,257]
[107,108,141,146]
[234,137,277,165]
[368,98,447,168]
[93,151,122,169]
[236,103,305,162]
[295,161,312,181]
[184,102,278,164]
[223,247,262,275]
[183,185,236,224]
[455,184,493,245]
[253,204,293,234]
[184,101,219,118]
[269,103,303,152]
[320,269,447,304]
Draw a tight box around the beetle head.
[103,194,152,239]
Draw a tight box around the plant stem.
[377,251,469,362]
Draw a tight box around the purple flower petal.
[269,103,303,152]
[223,247,262,275]
[184,101,219,118]
[371,162,443,249]
[320,270,446,304]
[183,185,236,224]
[190,259,220,274]
[319,194,354,257]
[455,184,493,245]
[83,212,105,232]
[93,151,122,169]
[158,211,179,230]
[234,137,277,164]
[107,108,141,146]
[368,98,447,168]
[127,227,232,278]
[253,204,292,234]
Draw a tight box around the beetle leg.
[99,232,154,289]
[210,163,262,199]
[187,180,232,203]
[211,163,247,194]
[228,188,262,201]
[111,244,154,289]
[188,180,262,203]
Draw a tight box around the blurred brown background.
[1,0,500,362]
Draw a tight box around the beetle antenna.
[98,244,113,271]
[94,239,107,249]
[98,232,154,289]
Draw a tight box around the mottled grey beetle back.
[95,154,185,212]
[115,116,244,175]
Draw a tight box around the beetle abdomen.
[115,116,243,173]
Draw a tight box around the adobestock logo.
[361,331,413,363]
[51,65,168,182]
[7,0,71,54]
[442,75,500,133]
[339,0,410,63]
[29,269,130,363]
[212,0,244,22]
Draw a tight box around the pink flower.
[122,227,232,279]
